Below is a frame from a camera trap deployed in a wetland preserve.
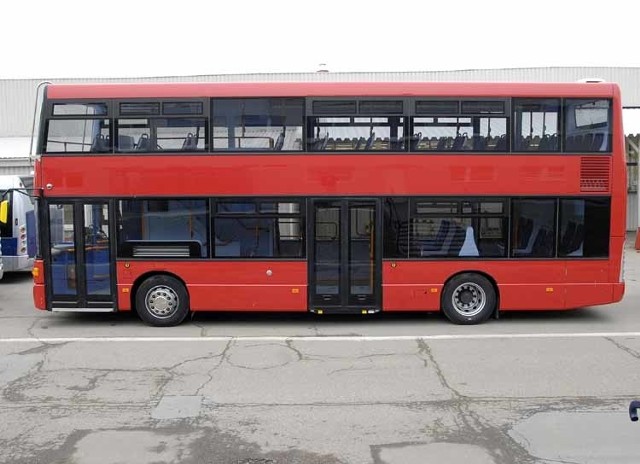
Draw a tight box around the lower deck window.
[118,199,208,258]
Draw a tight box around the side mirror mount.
[630,401,640,422]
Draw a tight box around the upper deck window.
[416,100,459,115]
[212,98,304,152]
[564,99,611,152]
[411,99,509,152]
[120,102,161,116]
[461,101,505,114]
[359,100,403,115]
[116,117,207,152]
[44,119,111,153]
[53,103,107,116]
[307,99,406,151]
[163,102,203,115]
[512,99,560,152]
[312,100,357,115]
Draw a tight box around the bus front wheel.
[135,275,190,327]
[442,273,496,325]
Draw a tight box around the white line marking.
[2,332,640,344]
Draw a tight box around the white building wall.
[3,67,640,137]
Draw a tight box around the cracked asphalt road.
[1,241,640,464]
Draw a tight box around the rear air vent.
[580,157,610,192]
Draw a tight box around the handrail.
[29,81,52,160]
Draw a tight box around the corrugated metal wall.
[2,67,640,136]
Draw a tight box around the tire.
[135,275,190,327]
[441,273,496,325]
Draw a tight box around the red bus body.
[32,82,626,322]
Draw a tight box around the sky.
[1,0,640,79]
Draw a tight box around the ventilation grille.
[580,157,610,192]
[133,246,191,258]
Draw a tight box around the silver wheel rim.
[145,285,179,319]
[451,282,486,317]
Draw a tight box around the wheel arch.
[441,270,500,317]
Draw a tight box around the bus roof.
[45,81,619,100]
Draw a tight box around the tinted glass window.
[412,116,508,151]
[118,199,208,258]
[559,198,610,257]
[214,217,304,258]
[45,119,111,153]
[415,100,459,115]
[461,101,505,114]
[312,100,357,115]
[408,198,507,258]
[513,99,560,152]
[359,100,403,115]
[511,199,556,257]
[564,99,611,152]
[163,102,203,115]
[53,103,107,116]
[307,116,405,151]
[212,98,303,151]
[213,198,304,258]
[120,102,161,116]
[383,198,409,258]
[156,118,206,151]
[116,118,206,152]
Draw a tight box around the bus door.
[309,199,382,313]
[46,202,115,311]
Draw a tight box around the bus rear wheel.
[135,275,190,327]
[442,273,496,325]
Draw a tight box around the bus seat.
[591,133,604,151]
[472,135,486,151]
[91,134,109,152]
[411,132,422,150]
[565,135,575,151]
[515,136,530,151]
[494,135,507,151]
[274,132,285,151]
[514,221,541,256]
[136,134,151,151]
[365,132,376,150]
[458,226,480,257]
[182,133,198,151]
[452,135,466,151]
[118,135,135,151]
[538,135,551,151]
[583,133,595,151]
[569,224,584,254]
[320,134,329,150]
[436,137,448,150]
[531,228,554,256]
[560,221,577,251]
[573,134,584,151]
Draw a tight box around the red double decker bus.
[31,82,626,326]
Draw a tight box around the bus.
[30,82,626,326]
[0,175,36,276]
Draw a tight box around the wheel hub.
[451,282,486,317]
[145,286,179,318]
